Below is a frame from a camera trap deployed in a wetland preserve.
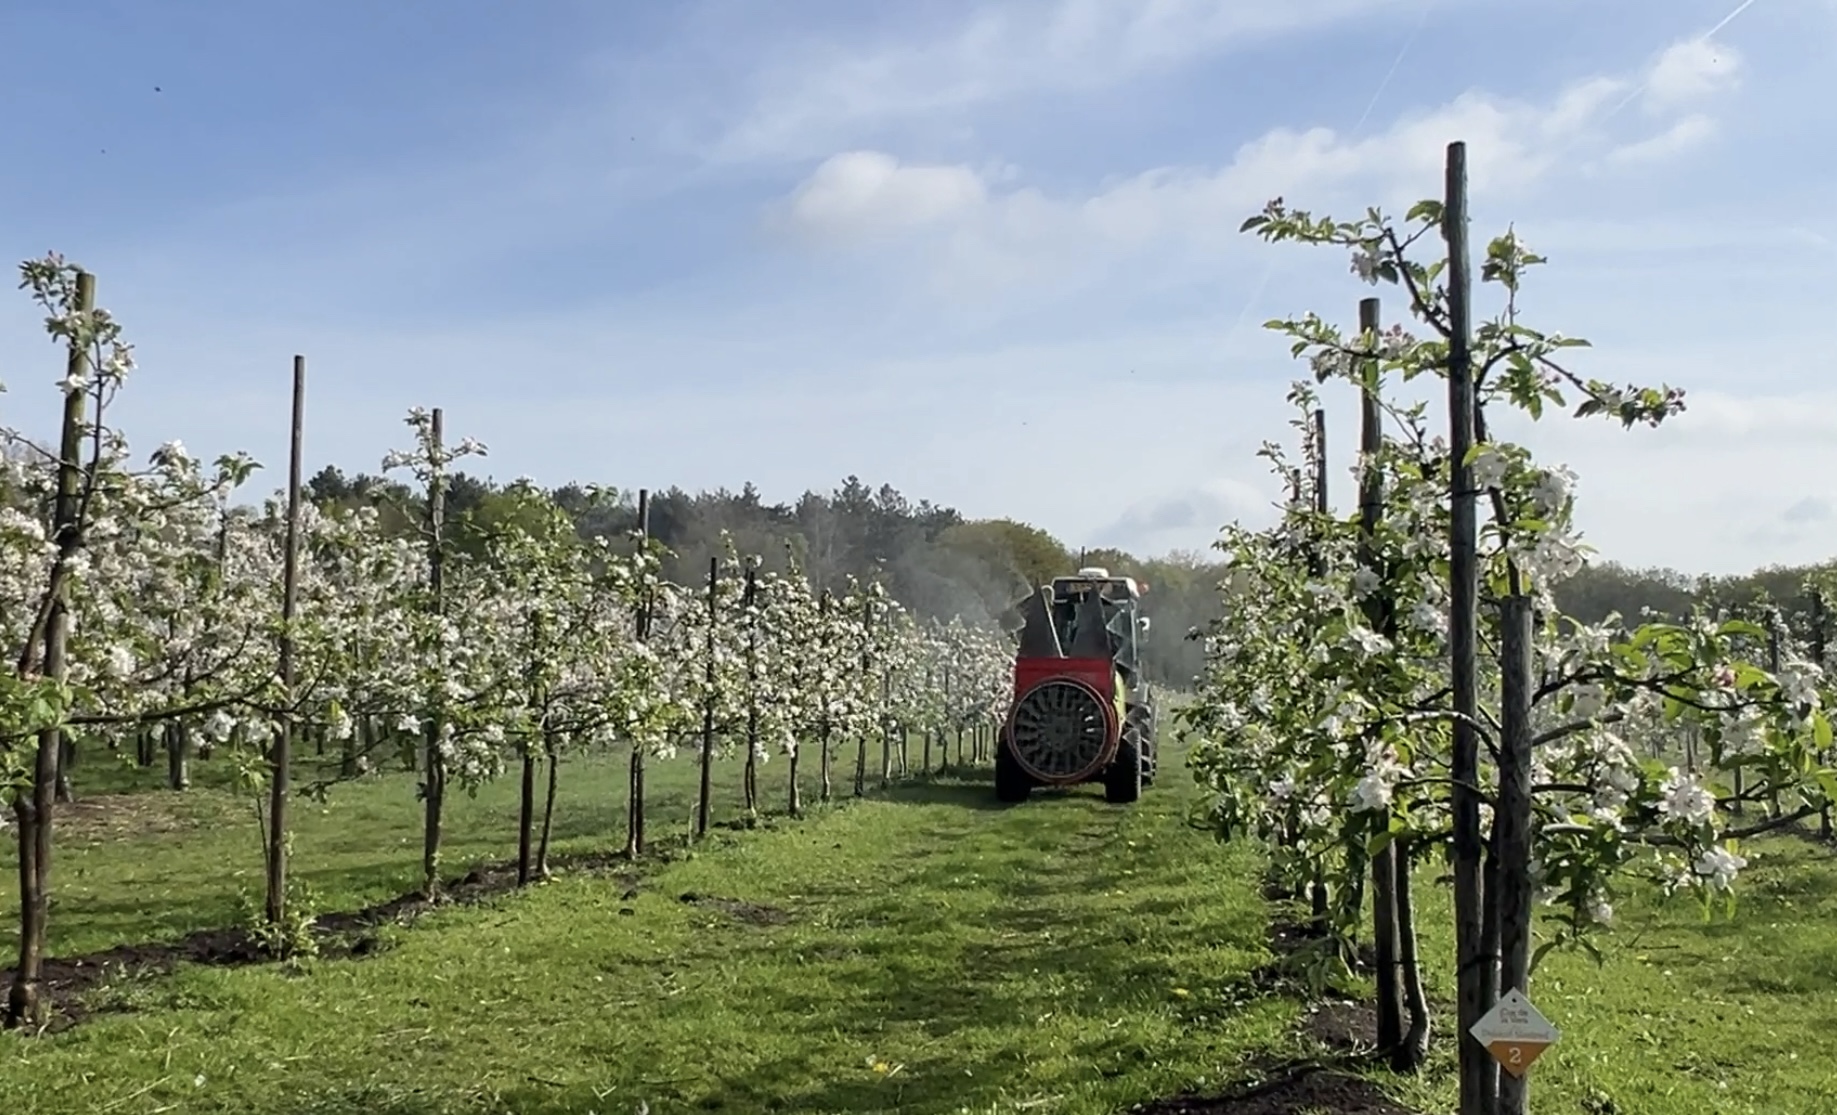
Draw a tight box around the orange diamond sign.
[1470,989,1559,1078]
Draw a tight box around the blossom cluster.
[1183,202,1836,951]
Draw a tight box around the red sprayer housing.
[1004,656,1122,785]
[1012,655,1114,705]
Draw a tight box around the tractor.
[996,566,1158,804]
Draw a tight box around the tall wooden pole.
[265,355,306,933]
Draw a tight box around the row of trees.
[300,462,1223,688]
[1181,144,1836,1115]
[0,259,1016,1028]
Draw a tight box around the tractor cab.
[1047,567,1149,681]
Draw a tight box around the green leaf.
[1405,199,1444,224]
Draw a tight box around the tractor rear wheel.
[995,734,1032,803]
[1127,704,1158,787]
[1103,729,1143,804]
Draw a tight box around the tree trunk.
[517,741,537,886]
[743,566,760,820]
[54,737,75,804]
[1342,841,1367,946]
[421,723,446,898]
[787,746,803,818]
[1371,839,1405,1053]
[820,719,833,803]
[6,725,58,1028]
[342,717,362,779]
[625,744,645,858]
[1393,842,1433,1072]
[1308,866,1330,938]
[536,733,560,879]
[696,556,717,840]
[166,720,192,790]
[880,677,893,787]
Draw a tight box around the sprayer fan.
[1007,677,1113,782]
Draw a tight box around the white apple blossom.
[1693,844,1748,891]
[1657,767,1716,827]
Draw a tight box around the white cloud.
[708,0,1418,162]
[1641,37,1743,113]
[771,43,1739,307]
[771,151,988,244]
[1604,113,1718,165]
[1094,479,1270,552]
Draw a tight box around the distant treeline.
[1552,560,1837,633]
[303,464,1835,685]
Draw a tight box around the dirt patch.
[53,792,206,843]
[1247,914,1355,995]
[677,892,790,926]
[1305,999,1378,1052]
[1128,1062,1417,1115]
[2,848,650,1033]
[20,926,266,1027]
[1262,916,1370,964]
[1265,916,1335,956]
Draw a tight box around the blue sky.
[2,0,1833,575]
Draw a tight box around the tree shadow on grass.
[247,1053,1420,1115]
[3,847,658,1032]
[638,855,1304,1108]
[877,771,1146,821]
[876,773,1018,812]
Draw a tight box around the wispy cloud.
[702,0,1420,163]
[1641,36,1744,112]
[767,36,1748,314]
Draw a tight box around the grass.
[1,742,1301,1114]
[3,737,1836,1113]
[1387,833,1837,1115]
[18,744,733,958]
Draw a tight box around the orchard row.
[1178,144,1837,1115]
[0,257,1016,1026]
